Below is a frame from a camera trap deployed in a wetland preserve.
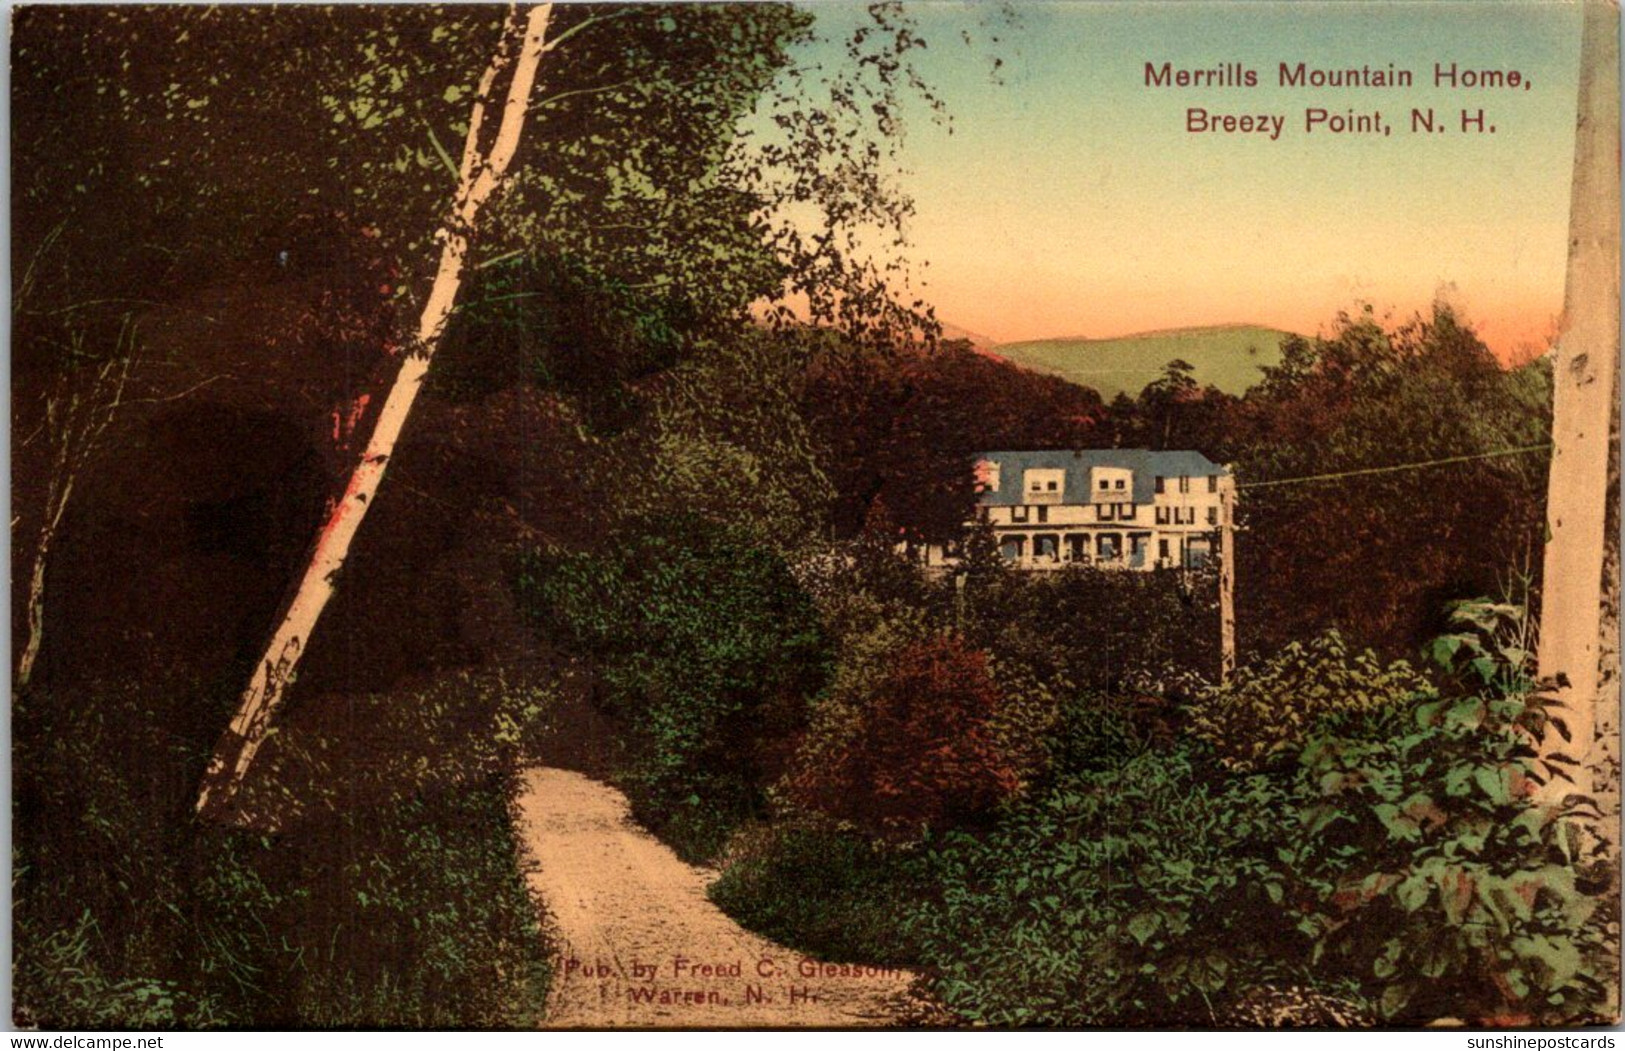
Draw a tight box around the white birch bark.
[16,348,133,692]
[197,3,555,819]
[1537,0,1619,803]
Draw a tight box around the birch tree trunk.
[16,344,133,693]
[197,3,555,820]
[1537,0,1619,803]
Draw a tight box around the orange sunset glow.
[801,1,1585,362]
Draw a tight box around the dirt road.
[515,767,920,1028]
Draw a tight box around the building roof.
[975,449,1228,506]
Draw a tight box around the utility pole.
[1219,473,1236,683]
[1536,0,1619,806]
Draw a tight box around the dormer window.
[1099,480,1109,491]
[1024,468,1065,502]
[1114,479,1126,490]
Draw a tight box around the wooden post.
[1537,0,1619,805]
[1219,474,1236,683]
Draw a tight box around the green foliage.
[1043,690,1167,776]
[1287,689,1607,1023]
[715,607,1604,1030]
[981,660,1074,785]
[635,332,836,548]
[256,780,552,1028]
[1428,594,1539,699]
[909,745,1305,1027]
[1187,632,1430,771]
[958,564,1222,693]
[12,672,553,1028]
[519,516,829,861]
[13,908,227,1029]
[709,826,930,965]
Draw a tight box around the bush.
[909,745,1309,1026]
[1186,631,1428,771]
[258,776,551,1027]
[1286,688,1611,1024]
[959,564,1222,693]
[519,515,830,861]
[786,635,1018,841]
[982,660,1072,785]
[12,671,553,1028]
[1042,690,1174,777]
[709,826,929,965]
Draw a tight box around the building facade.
[924,449,1235,572]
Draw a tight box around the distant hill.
[939,320,996,353]
[992,324,1295,400]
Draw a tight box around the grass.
[994,324,1294,400]
[708,826,928,966]
[12,670,555,1028]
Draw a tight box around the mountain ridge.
[983,323,1296,400]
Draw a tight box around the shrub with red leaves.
[794,635,1019,840]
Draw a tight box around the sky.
[796,0,1585,359]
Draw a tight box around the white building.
[924,449,1235,571]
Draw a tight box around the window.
[1155,506,1169,525]
[1120,503,1135,520]
[1031,481,1042,492]
[1208,475,1219,493]
[1012,505,1029,523]
[1099,503,1115,521]
[1114,479,1126,490]
[1037,506,1049,523]
[1099,479,1110,491]
[1047,480,1059,491]
[1178,475,1190,494]
[1159,539,1170,559]
[1000,536,1026,561]
[1097,533,1121,560]
[1154,475,1165,494]
[1207,506,1218,526]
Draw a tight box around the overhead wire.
[1234,443,1553,490]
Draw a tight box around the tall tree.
[180,3,946,816]
[13,4,946,815]
[195,5,556,818]
[1537,0,1619,800]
